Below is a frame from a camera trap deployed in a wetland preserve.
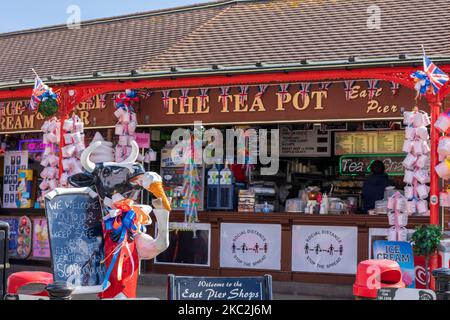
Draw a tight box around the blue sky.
[0,0,211,33]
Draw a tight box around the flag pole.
[31,68,39,78]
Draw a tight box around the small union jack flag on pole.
[423,53,449,95]
[29,69,50,111]
[344,80,355,101]
[180,89,190,110]
[367,80,380,99]
[390,81,400,95]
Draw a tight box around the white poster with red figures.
[292,225,358,274]
[220,223,281,270]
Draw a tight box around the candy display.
[60,115,85,187]
[39,117,60,202]
[402,108,431,216]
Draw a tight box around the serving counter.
[147,211,429,284]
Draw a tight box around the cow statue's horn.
[81,141,102,173]
[122,140,139,164]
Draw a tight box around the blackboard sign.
[168,274,272,300]
[377,288,436,300]
[45,188,106,294]
[339,154,405,176]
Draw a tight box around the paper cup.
[388,212,408,227]
[118,135,128,146]
[422,141,431,154]
[114,108,125,119]
[405,127,416,139]
[413,112,425,127]
[421,112,431,127]
[39,179,49,190]
[40,157,49,167]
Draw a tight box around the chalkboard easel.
[45,187,106,295]
[167,274,273,300]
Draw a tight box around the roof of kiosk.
[0,0,450,87]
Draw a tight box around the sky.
[0,0,212,33]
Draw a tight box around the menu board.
[335,131,404,155]
[45,188,106,294]
[280,127,331,157]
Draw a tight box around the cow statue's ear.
[68,172,96,188]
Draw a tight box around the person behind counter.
[362,160,394,213]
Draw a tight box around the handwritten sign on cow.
[45,188,106,294]
[168,275,272,300]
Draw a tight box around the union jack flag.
[344,80,355,101]
[255,84,269,98]
[30,75,49,111]
[238,85,249,105]
[423,55,449,94]
[278,84,290,101]
[319,82,331,91]
[367,80,380,99]
[180,89,190,110]
[390,81,400,95]
[161,90,172,109]
[299,83,311,101]
[198,88,209,108]
[219,87,230,110]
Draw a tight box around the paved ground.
[5,264,351,300]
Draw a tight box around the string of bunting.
[156,80,402,108]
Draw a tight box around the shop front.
[131,80,437,284]
[0,70,449,285]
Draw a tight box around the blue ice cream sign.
[373,241,415,288]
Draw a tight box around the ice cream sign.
[373,241,415,288]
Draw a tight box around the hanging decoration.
[402,107,431,216]
[411,50,449,98]
[255,84,269,98]
[219,86,230,110]
[161,90,172,109]
[278,84,290,102]
[39,117,61,203]
[180,89,190,111]
[238,85,249,105]
[367,80,380,99]
[390,81,400,95]
[199,88,209,108]
[182,137,201,224]
[344,80,355,101]
[60,115,85,187]
[319,82,331,92]
[114,90,142,163]
[30,70,59,117]
[299,83,311,101]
